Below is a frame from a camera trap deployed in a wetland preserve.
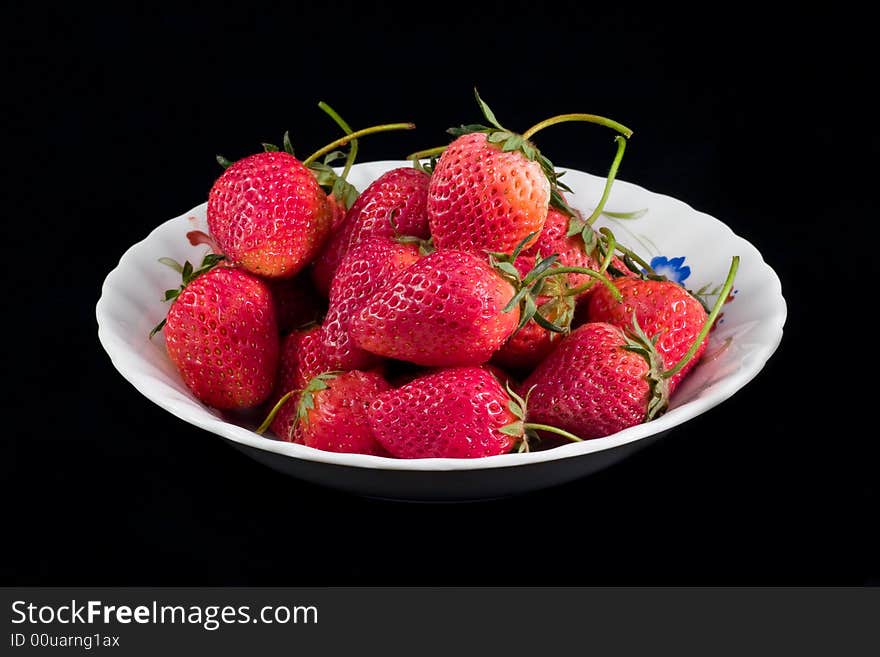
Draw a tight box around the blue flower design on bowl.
[649,255,691,284]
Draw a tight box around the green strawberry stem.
[521,113,633,140]
[303,123,416,166]
[662,255,740,379]
[562,228,617,297]
[584,136,627,226]
[521,423,584,443]
[613,241,658,277]
[317,101,357,181]
[255,391,295,435]
[406,145,448,160]
[529,266,623,302]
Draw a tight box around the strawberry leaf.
[474,88,505,130]
[447,123,492,137]
[148,318,167,339]
[507,399,524,420]
[283,130,295,155]
[262,142,280,152]
[487,130,514,143]
[521,254,559,286]
[531,308,567,334]
[157,257,184,273]
[216,154,234,169]
[501,134,525,152]
[499,422,524,437]
[181,261,194,284]
[601,208,648,220]
[493,261,520,279]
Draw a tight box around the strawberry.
[153,257,279,409]
[491,295,570,371]
[515,207,629,296]
[587,276,710,392]
[208,109,416,280]
[522,322,665,440]
[427,131,550,254]
[207,151,332,279]
[349,249,519,367]
[265,326,333,441]
[524,257,740,439]
[311,167,430,296]
[368,366,518,458]
[295,371,390,455]
[420,90,632,256]
[326,191,348,231]
[320,235,423,372]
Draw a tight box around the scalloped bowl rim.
[96,160,786,473]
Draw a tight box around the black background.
[2,4,876,585]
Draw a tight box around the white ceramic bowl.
[96,160,786,500]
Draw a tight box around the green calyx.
[621,315,671,422]
[304,102,360,209]
[295,371,341,427]
[490,232,621,335]
[499,382,585,453]
[149,252,226,338]
[254,370,342,438]
[443,89,633,219]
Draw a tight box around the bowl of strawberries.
[97,95,786,500]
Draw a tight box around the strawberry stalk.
[520,422,584,443]
[256,391,295,434]
[255,371,342,437]
[583,136,628,225]
[303,122,416,167]
[562,227,617,297]
[317,101,358,181]
[502,383,586,451]
[521,113,633,140]
[407,146,447,161]
[662,256,740,379]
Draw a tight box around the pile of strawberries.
[152,92,738,459]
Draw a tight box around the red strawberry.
[491,295,569,371]
[349,249,519,367]
[524,257,740,439]
[427,132,550,254]
[264,236,420,439]
[587,277,709,392]
[422,90,632,257]
[368,366,518,458]
[320,236,422,372]
[326,191,348,231]
[266,326,332,441]
[312,167,430,296]
[157,261,279,409]
[296,371,390,455]
[515,207,608,295]
[522,322,664,440]
[207,151,332,279]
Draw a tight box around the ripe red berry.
[207,151,332,279]
[368,366,518,458]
